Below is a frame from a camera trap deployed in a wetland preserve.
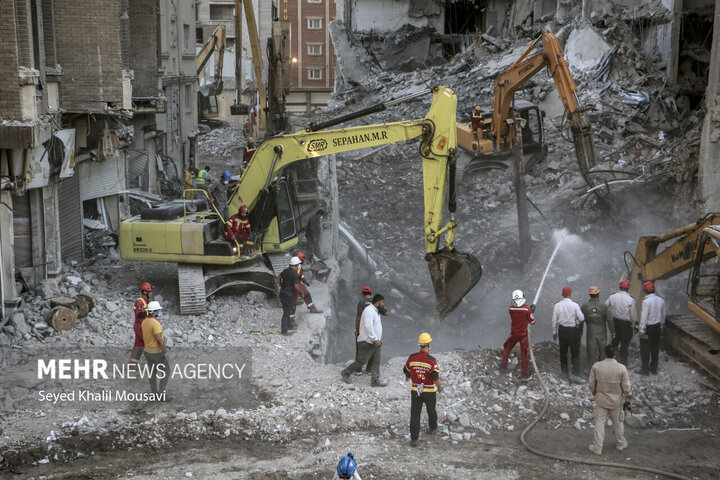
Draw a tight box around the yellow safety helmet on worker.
[418,332,432,346]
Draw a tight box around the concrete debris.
[565,25,613,71]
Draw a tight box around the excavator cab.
[427,249,482,317]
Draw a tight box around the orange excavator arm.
[483,31,597,179]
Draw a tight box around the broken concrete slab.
[565,25,613,71]
[328,20,380,91]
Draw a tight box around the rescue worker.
[207,170,232,220]
[501,290,535,380]
[588,345,631,455]
[606,280,637,367]
[195,165,211,192]
[277,257,303,335]
[242,119,253,138]
[552,286,585,381]
[225,205,253,255]
[354,286,388,374]
[333,452,362,480]
[404,332,443,447]
[471,105,485,140]
[341,294,387,387]
[305,208,325,259]
[184,164,196,199]
[142,301,170,399]
[291,252,322,313]
[581,286,615,365]
[637,281,666,375]
[131,282,153,364]
[242,137,257,169]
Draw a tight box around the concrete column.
[42,183,62,275]
[699,0,720,209]
[0,188,19,315]
[665,0,683,86]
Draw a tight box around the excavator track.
[178,264,207,315]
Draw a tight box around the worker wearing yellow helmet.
[403,332,443,447]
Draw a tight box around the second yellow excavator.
[120,86,481,317]
[457,30,598,182]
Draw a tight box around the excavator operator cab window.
[276,179,299,243]
[689,233,720,319]
[520,107,542,151]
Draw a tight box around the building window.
[184,84,191,112]
[307,0,322,3]
[210,4,234,20]
[307,17,323,30]
[196,27,204,45]
[170,19,177,47]
[184,24,190,50]
[307,44,322,56]
[308,68,322,80]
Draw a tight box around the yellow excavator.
[120,86,482,317]
[457,30,597,181]
[626,214,720,380]
[196,25,226,123]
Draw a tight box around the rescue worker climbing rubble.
[291,252,322,314]
[242,137,257,169]
[225,205,253,255]
[277,257,303,335]
[130,282,153,364]
[404,332,443,447]
[581,286,615,366]
[208,170,232,220]
[501,289,535,380]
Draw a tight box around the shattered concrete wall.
[351,0,444,33]
[54,0,125,110]
[698,0,720,209]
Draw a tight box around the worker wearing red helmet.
[131,282,153,363]
[225,205,253,255]
[606,280,637,367]
[290,251,322,318]
[637,281,666,375]
[551,286,585,381]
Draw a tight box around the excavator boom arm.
[196,25,226,96]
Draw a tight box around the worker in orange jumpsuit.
[290,252,323,320]
[131,282,153,364]
[501,289,536,380]
[225,205,253,255]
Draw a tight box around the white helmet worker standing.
[290,256,302,266]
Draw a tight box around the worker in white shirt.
[340,294,387,387]
[637,281,666,375]
[552,286,585,380]
[606,280,637,367]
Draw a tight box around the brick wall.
[0,1,22,119]
[55,0,124,110]
[14,0,33,68]
[129,0,159,98]
[41,0,57,66]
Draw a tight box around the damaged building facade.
[0,0,198,320]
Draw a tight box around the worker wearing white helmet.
[501,289,536,380]
[277,257,303,334]
[142,300,170,399]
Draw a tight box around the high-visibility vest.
[196,169,209,186]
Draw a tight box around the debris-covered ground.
[4,2,720,479]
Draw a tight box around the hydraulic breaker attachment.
[426,249,482,317]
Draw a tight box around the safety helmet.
[562,286,572,296]
[296,252,306,262]
[222,170,231,181]
[290,256,302,266]
[239,205,249,215]
[512,289,525,307]
[336,453,357,479]
[418,332,432,345]
[643,281,655,292]
[140,282,153,292]
[588,286,600,295]
[147,301,162,312]
[619,280,631,289]
[248,137,255,144]
[475,106,481,111]
[361,286,372,294]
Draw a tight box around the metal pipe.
[264,147,281,189]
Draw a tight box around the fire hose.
[521,325,692,480]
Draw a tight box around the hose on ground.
[520,325,692,480]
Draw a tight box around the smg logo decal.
[307,139,328,152]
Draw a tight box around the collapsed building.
[0,0,199,320]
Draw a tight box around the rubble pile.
[196,124,246,157]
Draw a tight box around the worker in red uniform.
[501,289,536,380]
[471,106,485,140]
[290,252,323,318]
[131,282,153,364]
[404,332,443,447]
[242,137,257,169]
[224,205,253,255]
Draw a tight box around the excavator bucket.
[426,250,482,318]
